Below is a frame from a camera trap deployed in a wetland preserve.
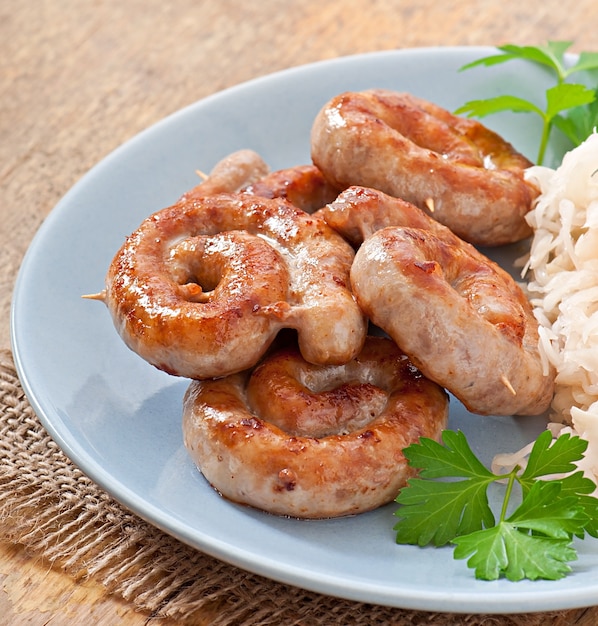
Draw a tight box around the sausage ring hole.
[247,365,390,439]
[166,231,290,306]
[168,238,221,304]
[246,338,428,438]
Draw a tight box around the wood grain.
[3,0,598,622]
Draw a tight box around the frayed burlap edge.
[0,349,585,625]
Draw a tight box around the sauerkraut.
[523,132,598,480]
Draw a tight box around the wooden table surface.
[3,1,598,623]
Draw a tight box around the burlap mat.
[0,348,579,625]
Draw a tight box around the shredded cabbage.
[523,132,598,484]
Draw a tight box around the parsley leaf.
[519,429,587,481]
[454,481,587,581]
[453,524,576,582]
[460,41,578,80]
[556,473,598,538]
[508,481,589,538]
[395,431,495,545]
[395,477,494,546]
[554,87,598,146]
[567,50,598,78]
[579,494,598,538]
[455,95,543,119]
[402,429,495,479]
[394,430,598,581]
[456,40,598,165]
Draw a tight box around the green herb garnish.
[455,41,598,165]
[394,429,598,581]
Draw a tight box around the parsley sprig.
[454,41,598,165]
[394,430,598,581]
